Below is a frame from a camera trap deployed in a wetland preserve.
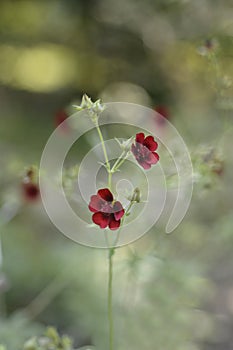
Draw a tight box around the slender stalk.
[113,154,129,172]
[95,121,131,191]
[108,172,112,191]
[108,248,114,350]
[94,120,115,349]
[107,199,136,350]
[96,124,110,172]
[94,119,134,350]
[95,122,114,191]
[106,200,134,350]
[113,201,134,247]
[110,150,126,173]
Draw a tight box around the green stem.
[95,123,113,190]
[108,172,112,190]
[95,123,131,190]
[113,201,134,247]
[113,154,129,172]
[110,150,126,173]
[96,124,110,172]
[106,201,135,350]
[108,248,115,350]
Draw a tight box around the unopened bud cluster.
[73,94,105,123]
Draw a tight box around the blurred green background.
[0,0,233,349]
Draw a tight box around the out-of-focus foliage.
[0,0,233,350]
[23,327,74,350]
[0,312,43,349]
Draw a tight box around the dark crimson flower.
[212,161,224,176]
[154,105,170,127]
[198,38,218,56]
[89,188,125,230]
[205,39,214,50]
[22,182,40,202]
[131,132,159,170]
[55,109,69,132]
[155,105,169,119]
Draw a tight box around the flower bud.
[73,94,105,120]
[130,187,141,203]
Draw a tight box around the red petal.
[92,212,109,228]
[55,110,68,126]
[131,144,137,156]
[147,152,160,164]
[55,110,70,133]
[88,195,102,212]
[143,136,158,151]
[152,152,160,163]
[138,160,151,169]
[98,188,113,202]
[135,133,145,144]
[155,106,169,119]
[23,183,40,201]
[113,201,125,220]
[109,217,121,230]
[114,209,124,221]
[113,201,123,211]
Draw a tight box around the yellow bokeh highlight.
[0,44,77,92]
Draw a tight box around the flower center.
[101,201,114,214]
